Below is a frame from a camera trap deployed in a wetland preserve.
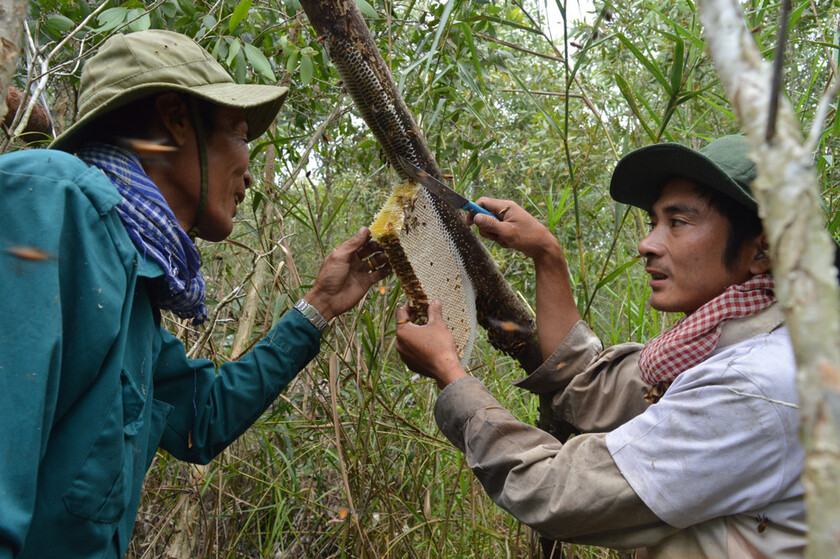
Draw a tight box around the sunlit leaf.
[230,0,252,32]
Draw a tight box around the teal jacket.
[0,150,321,558]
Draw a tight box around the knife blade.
[398,156,499,220]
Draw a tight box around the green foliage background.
[7,0,840,556]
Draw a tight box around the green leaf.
[244,43,276,81]
[234,47,247,83]
[212,38,227,59]
[300,55,313,85]
[286,51,299,75]
[45,14,75,32]
[458,22,486,97]
[160,0,179,18]
[423,0,457,78]
[96,7,128,32]
[669,36,684,94]
[595,258,640,291]
[459,15,540,35]
[615,32,671,94]
[356,0,379,19]
[251,190,264,213]
[226,39,242,67]
[230,0,252,32]
[127,9,151,32]
[614,73,656,141]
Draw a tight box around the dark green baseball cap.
[610,135,757,212]
[52,29,288,152]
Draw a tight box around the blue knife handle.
[462,201,501,220]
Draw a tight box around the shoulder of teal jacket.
[0,149,122,216]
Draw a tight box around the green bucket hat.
[610,135,757,212]
[51,29,288,151]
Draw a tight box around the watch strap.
[293,298,329,333]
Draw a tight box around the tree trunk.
[0,0,27,129]
[697,1,840,554]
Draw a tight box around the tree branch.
[697,1,840,555]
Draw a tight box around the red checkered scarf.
[639,273,775,386]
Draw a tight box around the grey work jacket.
[434,306,806,557]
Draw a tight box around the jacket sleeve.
[153,309,322,464]
[513,320,651,434]
[434,376,678,548]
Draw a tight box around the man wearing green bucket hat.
[396,135,807,556]
[0,29,389,558]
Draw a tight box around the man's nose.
[243,170,253,189]
[638,227,663,258]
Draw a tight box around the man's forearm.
[533,246,581,360]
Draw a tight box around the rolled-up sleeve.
[513,320,651,433]
[434,376,676,548]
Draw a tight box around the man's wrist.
[530,237,565,266]
[293,298,330,333]
[434,363,468,390]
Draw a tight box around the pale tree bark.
[0,0,27,125]
[697,0,840,554]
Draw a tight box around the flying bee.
[6,246,52,261]
[487,317,530,333]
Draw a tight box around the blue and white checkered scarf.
[78,142,208,325]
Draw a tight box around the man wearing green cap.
[395,135,806,556]
[0,30,389,558]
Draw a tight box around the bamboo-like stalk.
[297,0,543,372]
[697,1,840,555]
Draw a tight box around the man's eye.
[670,218,686,227]
[645,221,656,230]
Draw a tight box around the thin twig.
[474,31,565,63]
[187,251,265,358]
[767,0,791,142]
[501,88,583,98]
[804,3,839,152]
[327,352,370,548]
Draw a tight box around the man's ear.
[154,92,191,147]
[749,232,772,275]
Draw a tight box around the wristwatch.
[293,298,330,333]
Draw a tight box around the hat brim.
[51,82,288,152]
[609,142,756,212]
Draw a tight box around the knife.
[398,156,499,220]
